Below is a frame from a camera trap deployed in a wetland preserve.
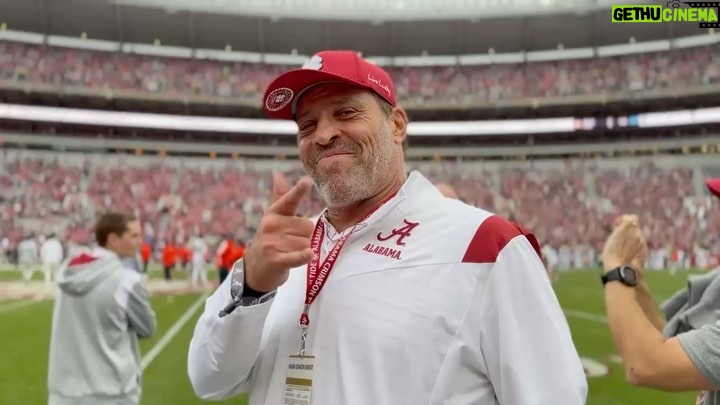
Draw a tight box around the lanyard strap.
[297,189,400,355]
[299,219,350,328]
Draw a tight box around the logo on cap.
[302,55,323,71]
[265,87,294,112]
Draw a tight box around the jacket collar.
[91,246,121,261]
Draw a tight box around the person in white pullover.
[40,233,64,292]
[189,233,209,290]
[17,233,39,284]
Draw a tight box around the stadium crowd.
[1,40,719,272]
[0,41,719,104]
[1,150,719,272]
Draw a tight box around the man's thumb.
[268,176,312,216]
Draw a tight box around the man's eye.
[299,122,316,132]
[337,109,356,117]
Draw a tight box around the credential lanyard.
[297,191,399,356]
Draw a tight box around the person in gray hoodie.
[48,212,156,405]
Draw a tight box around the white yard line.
[141,293,208,370]
[0,300,41,313]
[563,308,608,324]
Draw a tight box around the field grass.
[0,267,704,404]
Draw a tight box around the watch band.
[601,265,639,287]
[218,259,276,318]
[601,269,623,285]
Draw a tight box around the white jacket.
[187,171,587,405]
[18,238,38,265]
[41,238,64,265]
[189,237,208,263]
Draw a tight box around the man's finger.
[272,172,290,203]
[268,176,312,216]
[275,248,314,269]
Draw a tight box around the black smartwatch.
[601,265,639,287]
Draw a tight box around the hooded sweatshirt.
[48,247,156,405]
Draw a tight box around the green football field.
[0,267,703,404]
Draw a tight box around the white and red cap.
[707,178,720,198]
[262,50,396,120]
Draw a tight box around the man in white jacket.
[187,50,587,405]
[17,233,38,284]
[40,233,64,292]
[189,233,209,290]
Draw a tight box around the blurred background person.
[214,235,231,285]
[178,240,191,272]
[18,232,39,284]
[189,233,208,291]
[40,232,63,293]
[542,241,560,284]
[140,240,152,274]
[435,182,460,199]
[217,235,238,285]
[47,212,156,405]
[161,238,177,282]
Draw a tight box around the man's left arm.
[123,272,157,339]
[604,282,717,391]
[635,280,666,331]
[478,235,588,404]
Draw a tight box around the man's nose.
[313,118,340,146]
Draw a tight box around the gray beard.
[310,126,396,210]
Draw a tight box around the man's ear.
[106,233,119,248]
[391,106,409,147]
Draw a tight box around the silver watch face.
[619,266,639,285]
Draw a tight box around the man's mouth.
[317,151,354,163]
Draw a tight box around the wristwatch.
[218,259,276,318]
[601,265,639,287]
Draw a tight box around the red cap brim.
[707,179,720,198]
[263,69,369,120]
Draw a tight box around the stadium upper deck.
[1,1,719,265]
[0,0,704,56]
[1,39,718,115]
[1,33,719,159]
